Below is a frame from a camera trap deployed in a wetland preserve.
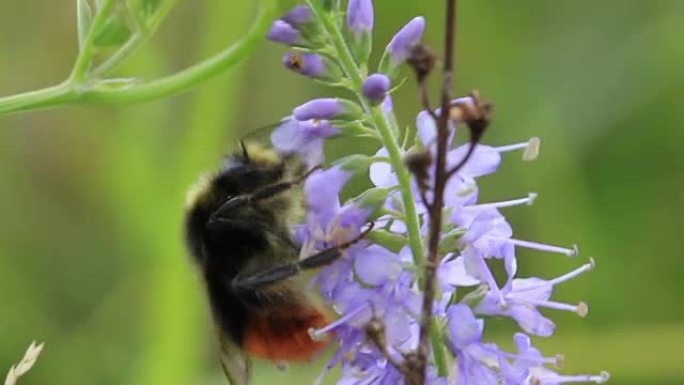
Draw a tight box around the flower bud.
[361,73,390,104]
[282,52,325,77]
[281,5,313,28]
[293,98,362,121]
[266,20,300,46]
[406,43,436,82]
[347,0,374,37]
[379,16,425,74]
[404,149,432,192]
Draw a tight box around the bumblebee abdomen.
[243,304,330,361]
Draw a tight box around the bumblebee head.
[185,140,306,211]
[234,141,281,168]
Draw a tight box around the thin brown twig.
[411,0,459,384]
[446,140,477,178]
[419,80,440,124]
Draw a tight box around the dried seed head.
[364,317,387,348]
[404,149,433,192]
[450,90,493,142]
[406,43,436,82]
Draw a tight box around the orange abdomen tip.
[243,306,331,361]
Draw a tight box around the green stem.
[81,2,272,104]
[430,319,449,377]
[93,0,179,77]
[70,0,116,82]
[0,83,75,114]
[306,0,426,271]
[0,0,277,116]
[306,2,452,379]
[369,107,426,270]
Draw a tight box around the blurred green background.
[1,1,683,384]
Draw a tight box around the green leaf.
[334,154,373,172]
[93,17,132,47]
[77,0,93,51]
[353,187,391,212]
[439,228,466,255]
[367,230,406,253]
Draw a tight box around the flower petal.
[354,245,401,286]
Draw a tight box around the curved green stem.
[0,0,278,116]
[93,0,179,77]
[81,2,274,103]
[0,82,75,114]
[70,0,116,82]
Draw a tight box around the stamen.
[517,299,588,316]
[547,260,595,286]
[495,138,540,161]
[555,353,565,368]
[486,236,579,257]
[472,192,538,209]
[308,304,369,341]
[313,350,342,385]
[532,371,610,384]
[476,253,506,306]
[491,348,559,366]
[514,259,596,295]
[495,142,528,153]
[523,137,541,161]
[576,302,589,317]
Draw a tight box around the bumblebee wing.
[218,329,251,385]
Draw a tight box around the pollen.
[576,302,589,317]
[523,137,541,161]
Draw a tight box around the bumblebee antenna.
[239,140,250,161]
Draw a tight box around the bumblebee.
[184,142,367,385]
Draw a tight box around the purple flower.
[293,98,345,121]
[381,95,394,115]
[476,261,594,336]
[501,334,609,385]
[266,20,300,45]
[386,16,425,65]
[347,0,374,37]
[263,3,607,381]
[293,98,361,121]
[281,5,312,27]
[282,52,326,78]
[305,166,351,220]
[446,304,500,384]
[270,118,338,165]
[362,73,391,103]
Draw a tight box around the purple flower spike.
[387,16,425,64]
[282,5,312,27]
[293,98,345,121]
[266,20,300,46]
[347,0,374,36]
[282,52,325,77]
[362,73,390,103]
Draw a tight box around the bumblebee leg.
[206,216,267,235]
[231,223,374,292]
